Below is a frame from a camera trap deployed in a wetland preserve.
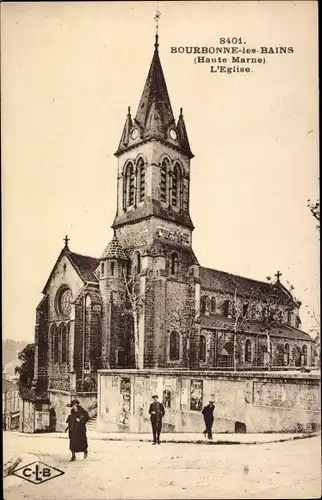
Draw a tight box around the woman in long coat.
[66,399,89,461]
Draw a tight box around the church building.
[31,34,313,429]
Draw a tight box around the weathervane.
[154,1,161,47]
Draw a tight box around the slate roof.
[200,314,312,342]
[113,200,194,229]
[68,251,100,283]
[115,38,193,159]
[200,267,293,303]
[101,235,128,260]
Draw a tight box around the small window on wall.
[200,296,206,314]
[287,311,292,325]
[211,297,216,313]
[245,339,251,363]
[284,343,290,365]
[170,252,179,275]
[132,251,141,274]
[223,300,231,317]
[302,345,307,365]
[199,335,206,362]
[243,302,249,317]
[111,262,115,276]
[101,262,105,276]
[169,331,180,360]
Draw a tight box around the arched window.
[52,325,59,364]
[132,251,141,274]
[172,164,182,208]
[137,158,145,203]
[170,252,179,275]
[199,335,206,362]
[251,305,257,319]
[169,331,180,360]
[211,297,216,313]
[110,262,115,276]
[217,342,234,367]
[302,345,307,365]
[160,158,169,203]
[101,262,104,276]
[123,163,135,208]
[200,296,206,314]
[284,343,290,365]
[223,300,231,317]
[287,310,292,325]
[245,339,252,363]
[243,302,249,317]
[60,324,68,364]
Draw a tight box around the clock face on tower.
[131,128,139,139]
[170,129,177,140]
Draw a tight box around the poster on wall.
[120,377,131,394]
[163,390,171,408]
[190,380,203,411]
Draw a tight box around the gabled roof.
[68,251,100,283]
[200,314,312,341]
[42,247,100,293]
[200,267,293,303]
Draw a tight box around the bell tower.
[112,34,195,251]
[101,31,199,369]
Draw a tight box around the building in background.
[3,378,20,430]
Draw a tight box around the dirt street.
[4,433,321,499]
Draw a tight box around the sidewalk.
[11,430,321,445]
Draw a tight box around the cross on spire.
[64,235,70,249]
[275,270,282,282]
[154,1,161,48]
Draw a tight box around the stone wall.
[48,390,97,432]
[97,369,320,434]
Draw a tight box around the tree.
[169,287,200,368]
[307,198,320,232]
[15,343,35,397]
[122,268,148,370]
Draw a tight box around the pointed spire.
[133,40,176,138]
[117,106,133,150]
[176,107,193,158]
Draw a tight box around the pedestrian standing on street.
[66,399,89,461]
[202,399,215,440]
[149,394,165,445]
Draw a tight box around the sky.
[2,1,319,342]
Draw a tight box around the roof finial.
[64,235,70,249]
[275,270,282,282]
[127,106,131,115]
[154,1,161,49]
[180,107,183,117]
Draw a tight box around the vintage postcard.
[2,1,320,499]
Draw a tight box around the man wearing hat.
[149,394,165,445]
[66,399,89,461]
[201,399,215,440]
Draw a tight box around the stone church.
[31,35,313,428]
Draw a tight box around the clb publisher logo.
[12,461,65,485]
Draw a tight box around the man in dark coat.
[201,399,215,440]
[66,399,89,461]
[149,394,165,445]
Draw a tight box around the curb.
[3,457,22,478]
[12,431,320,445]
